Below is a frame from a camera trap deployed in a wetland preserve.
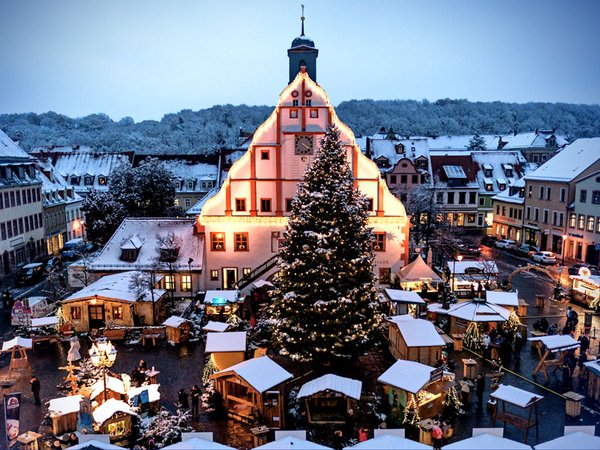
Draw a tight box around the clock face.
[295,135,313,155]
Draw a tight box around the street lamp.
[188,258,194,300]
[89,337,117,402]
[561,234,568,266]
[452,254,463,293]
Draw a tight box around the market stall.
[92,398,136,442]
[48,395,83,435]
[204,290,240,318]
[398,255,444,299]
[527,335,580,382]
[387,315,446,366]
[65,439,124,450]
[583,359,600,402]
[11,296,52,326]
[1,336,32,374]
[344,433,430,449]
[297,374,362,424]
[570,274,600,309]
[163,315,191,344]
[205,331,247,371]
[90,376,126,405]
[490,384,543,443]
[448,260,498,298]
[535,430,600,449]
[127,384,160,415]
[442,432,532,449]
[162,436,236,449]
[203,321,230,333]
[253,435,333,450]
[382,289,427,316]
[210,356,292,428]
[378,359,455,422]
[486,291,520,313]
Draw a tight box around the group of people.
[481,327,525,364]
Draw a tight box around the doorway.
[88,304,105,330]
[222,268,238,289]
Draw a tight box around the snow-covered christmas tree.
[269,125,381,364]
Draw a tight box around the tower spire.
[301,4,305,36]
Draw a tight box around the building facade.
[567,171,600,265]
[491,180,525,242]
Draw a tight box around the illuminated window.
[261,150,270,160]
[235,198,246,212]
[71,306,82,320]
[260,198,272,212]
[181,275,191,292]
[578,215,585,229]
[373,232,386,251]
[164,275,175,291]
[588,216,595,232]
[210,270,219,281]
[112,306,123,320]
[211,232,225,251]
[98,176,107,185]
[243,267,252,276]
[234,232,249,251]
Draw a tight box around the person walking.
[460,379,472,407]
[30,375,41,406]
[475,374,485,408]
[190,384,201,419]
[432,422,443,450]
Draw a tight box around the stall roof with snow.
[534,431,600,449]
[203,321,230,332]
[486,291,519,308]
[252,279,274,289]
[254,435,333,450]
[450,260,499,275]
[378,360,437,394]
[527,335,580,352]
[31,316,58,327]
[204,290,239,305]
[398,255,443,283]
[163,315,189,328]
[90,376,126,399]
[205,331,247,353]
[1,336,33,351]
[383,289,426,305]
[445,300,511,322]
[388,316,446,347]
[162,437,236,450]
[48,395,83,416]
[92,398,136,424]
[211,356,293,394]
[65,439,124,450]
[344,433,431,449]
[127,384,161,403]
[442,432,532,449]
[490,384,543,408]
[297,374,362,400]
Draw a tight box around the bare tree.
[156,232,183,306]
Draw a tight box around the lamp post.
[89,337,117,402]
[188,258,194,300]
[452,254,463,293]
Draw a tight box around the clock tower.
[288,6,318,83]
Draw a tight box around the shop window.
[181,275,191,292]
[71,307,82,320]
[210,270,219,281]
[235,198,246,212]
[373,232,386,251]
[210,232,225,251]
[234,232,249,251]
[112,306,123,320]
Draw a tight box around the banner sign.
[4,392,21,444]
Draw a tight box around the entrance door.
[222,268,238,289]
[88,304,105,330]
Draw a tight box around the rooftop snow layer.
[393,318,446,347]
[486,291,519,307]
[213,356,293,394]
[384,289,426,304]
[62,271,165,303]
[0,130,30,160]
[442,432,532,449]
[205,331,247,353]
[93,398,135,424]
[490,384,543,408]
[297,374,362,400]
[378,360,436,394]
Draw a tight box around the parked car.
[495,239,517,251]
[481,235,498,247]
[15,263,45,286]
[568,263,599,276]
[515,244,540,257]
[61,238,86,260]
[457,242,482,256]
[531,251,557,264]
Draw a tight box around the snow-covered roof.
[48,395,83,416]
[31,316,58,327]
[62,271,165,303]
[428,134,496,151]
[445,300,511,323]
[252,279,275,289]
[65,439,124,450]
[428,131,567,153]
[0,129,30,160]
[91,218,203,272]
[91,376,126,399]
[297,374,362,400]
[167,160,218,185]
[486,291,519,308]
[213,356,293,394]
[398,255,443,283]
[186,187,219,215]
[92,398,136,424]
[535,431,600,449]
[450,260,498,275]
[344,434,430,449]
[391,317,446,347]
[2,336,33,351]
[524,138,600,182]
[254,435,333,450]
[471,151,525,195]
[442,433,532,449]
[163,315,189,328]
[490,384,543,408]
[205,331,247,353]
[127,384,161,403]
[527,335,580,351]
[120,235,144,250]
[384,289,426,305]
[378,360,436,394]
[204,290,239,304]
[162,437,236,450]
[203,321,230,332]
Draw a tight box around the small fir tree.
[466,133,487,151]
[270,125,381,364]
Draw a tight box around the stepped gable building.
[196,24,409,290]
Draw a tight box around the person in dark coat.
[190,384,201,419]
[30,375,41,405]
[514,331,524,361]
[475,374,485,408]
[178,388,189,409]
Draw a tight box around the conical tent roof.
[445,299,511,323]
[399,255,443,283]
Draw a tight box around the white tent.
[534,431,600,449]
[344,433,430,449]
[445,300,511,323]
[490,384,543,408]
[66,440,123,450]
[384,289,427,305]
[1,336,33,351]
[442,433,532,449]
[254,435,333,450]
[162,437,236,450]
[399,255,443,283]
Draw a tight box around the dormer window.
[119,235,143,262]
[502,164,514,177]
[546,136,556,147]
[98,176,107,185]
[395,143,405,154]
[483,164,493,178]
[160,247,180,262]
[484,179,494,191]
[187,180,195,190]
[70,176,80,185]
[84,176,94,186]
[415,157,428,170]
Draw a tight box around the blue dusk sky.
[0,0,599,121]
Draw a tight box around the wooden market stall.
[48,395,83,435]
[296,374,362,424]
[204,290,240,318]
[449,260,499,298]
[205,331,247,371]
[428,299,511,338]
[63,439,123,450]
[253,435,333,450]
[203,321,230,333]
[92,398,136,442]
[163,315,191,344]
[162,436,237,449]
[527,335,580,382]
[210,356,293,428]
[387,315,446,366]
[536,430,600,449]
[60,271,167,332]
[490,384,543,443]
[11,296,52,327]
[1,336,32,375]
[377,359,455,421]
[382,289,427,317]
[344,433,430,449]
[398,255,444,299]
[570,274,600,309]
[583,359,600,403]
[90,376,126,405]
[486,291,520,313]
[442,432,531,449]
[127,384,160,416]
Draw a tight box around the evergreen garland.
[402,396,421,426]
